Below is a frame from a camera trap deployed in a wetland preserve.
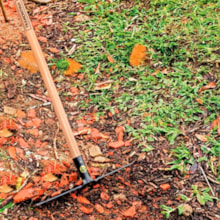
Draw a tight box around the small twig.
[207,175,220,185]
[53,123,60,160]
[27,102,51,109]
[0,0,9,22]
[68,44,76,55]
[199,166,215,196]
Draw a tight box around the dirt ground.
[0,0,219,219]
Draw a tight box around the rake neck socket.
[73,156,93,184]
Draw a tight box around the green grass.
[58,1,220,217]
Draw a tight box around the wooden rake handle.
[0,0,9,22]
[14,0,81,158]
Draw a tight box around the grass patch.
[59,2,220,213]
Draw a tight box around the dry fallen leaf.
[195,98,203,105]
[0,129,13,137]
[0,184,13,193]
[93,156,111,163]
[94,80,113,90]
[18,50,39,74]
[129,44,150,67]
[107,55,115,63]
[42,173,58,182]
[195,134,208,142]
[4,79,17,99]
[198,82,216,93]
[74,14,90,22]
[4,106,17,116]
[64,58,82,76]
[89,144,103,157]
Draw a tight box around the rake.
[13,0,134,206]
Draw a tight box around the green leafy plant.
[0,201,14,214]
[55,58,69,71]
[168,145,194,174]
[161,204,184,219]
[192,185,219,205]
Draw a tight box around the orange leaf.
[122,205,136,218]
[77,196,91,205]
[107,55,115,63]
[195,98,203,105]
[160,183,171,191]
[49,47,59,53]
[0,129,13,137]
[95,203,105,214]
[129,44,147,67]
[100,192,110,201]
[27,109,36,119]
[16,147,24,160]
[37,36,47,43]
[64,58,82,76]
[18,137,30,148]
[69,172,78,182]
[218,116,220,135]
[115,126,124,134]
[7,146,18,161]
[198,82,216,93]
[59,173,69,187]
[0,137,7,145]
[90,128,109,139]
[108,141,124,149]
[18,50,39,74]
[14,187,44,203]
[79,205,93,214]
[210,117,218,131]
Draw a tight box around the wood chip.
[93,156,111,163]
[4,106,17,116]
[89,144,103,157]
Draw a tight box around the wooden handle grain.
[14,0,81,158]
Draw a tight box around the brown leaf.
[4,80,17,98]
[122,205,136,218]
[89,144,103,157]
[94,80,113,90]
[198,82,216,93]
[195,134,208,142]
[0,129,13,137]
[18,50,39,74]
[42,173,58,182]
[74,14,90,22]
[4,106,17,116]
[0,184,13,193]
[93,156,110,163]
